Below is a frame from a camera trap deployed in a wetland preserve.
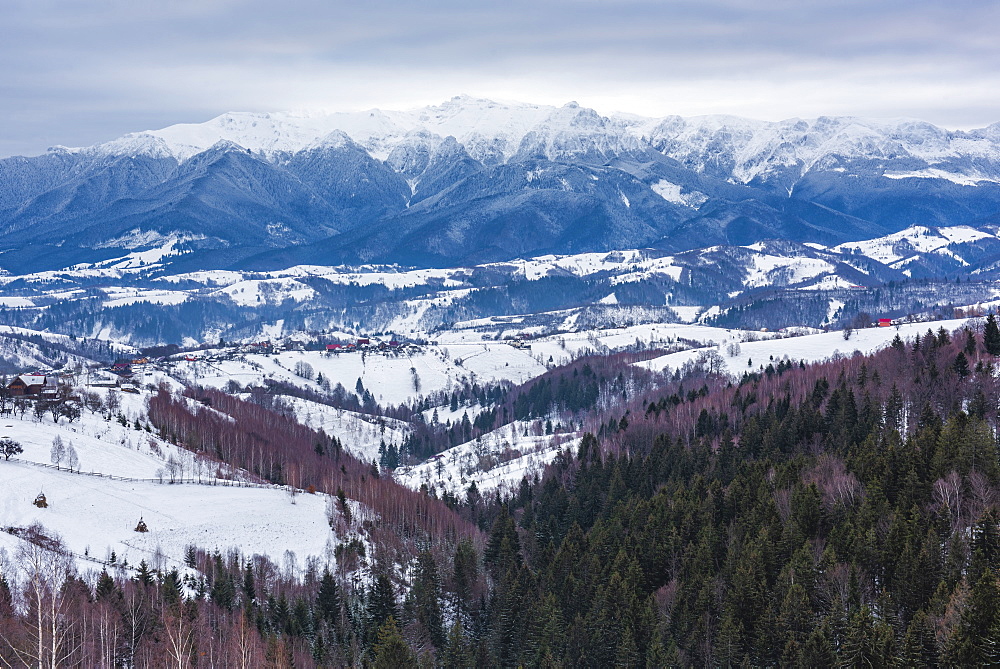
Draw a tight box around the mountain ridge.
[2,96,1000,273]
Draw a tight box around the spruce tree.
[317,568,341,625]
[954,352,971,378]
[799,625,837,668]
[986,314,1000,355]
[965,329,978,356]
[367,573,398,644]
[945,569,1000,665]
[841,606,878,667]
[136,559,155,586]
[372,617,416,668]
[242,561,255,603]
[442,622,474,669]
[95,569,118,602]
[900,610,938,667]
[453,538,478,619]
[410,550,445,648]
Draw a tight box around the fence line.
[8,456,291,491]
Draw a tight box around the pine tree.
[526,592,566,665]
[317,568,341,625]
[242,561,255,603]
[484,507,521,578]
[986,314,1000,355]
[615,625,639,667]
[161,569,184,612]
[965,329,978,356]
[372,617,416,668]
[367,573,398,645]
[954,352,971,378]
[900,610,938,667]
[136,559,155,586]
[95,569,118,602]
[210,572,236,611]
[442,622,474,669]
[799,625,837,668]
[945,570,1000,665]
[453,538,478,620]
[410,550,445,648]
[841,605,878,667]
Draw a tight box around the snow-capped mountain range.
[2,96,1000,274]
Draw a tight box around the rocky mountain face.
[2,96,999,273]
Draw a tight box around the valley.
[1,96,1000,665]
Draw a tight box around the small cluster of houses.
[324,337,415,354]
[86,356,152,393]
[165,335,425,367]
[508,333,534,350]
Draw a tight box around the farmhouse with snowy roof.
[6,374,54,397]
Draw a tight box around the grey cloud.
[1,0,998,156]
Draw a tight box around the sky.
[2,0,998,157]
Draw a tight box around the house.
[878,318,892,327]
[111,360,133,376]
[88,372,119,388]
[7,374,48,396]
[326,344,342,351]
[357,338,370,347]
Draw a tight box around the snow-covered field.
[639,318,973,376]
[485,321,773,368]
[175,345,547,407]
[0,385,344,574]
[0,462,333,575]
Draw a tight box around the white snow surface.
[68,97,999,186]
[834,225,997,266]
[173,346,547,407]
[0,387,341,574]
[395,421,580,497]
[651,180,708,207]
[276,396,410,464]
[639,318,972,377]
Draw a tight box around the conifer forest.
[3,318,1000,666]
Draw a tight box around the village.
[0,332,434,404]
[0,314,914,407]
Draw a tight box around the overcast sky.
[2,0,998,157]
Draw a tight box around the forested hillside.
[5,318,1000,666]
[480,319,1000,666]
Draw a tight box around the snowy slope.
[172,346,547,407]
[0,462,333,574]
[0,386,347,573]
[395,421,581,497]
[87,96,558,163]
[275,396,410,464]
[834,225,998,267]
[632,114,1000,184]
[638,318,972,377]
